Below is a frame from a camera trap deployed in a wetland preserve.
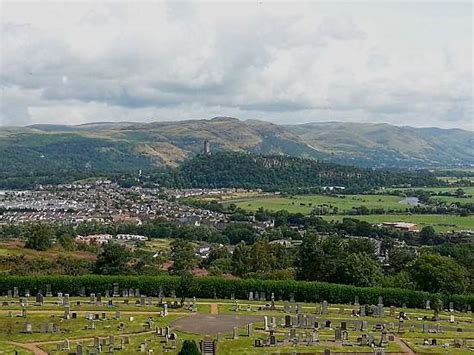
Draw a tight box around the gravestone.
[354,296,359,306]
[46,284,52,297]
[247,323,253,336]
[233,327,238,339]
[321,300,328,315]
[284,301,290,313]
[249,292,254,301]
[90,293,96,304]
[285,315,291,327]
[264,316,269,331]
[425,300,430,309]
[377,303,385,317]
[113,283,119,297]
[25,322,32,333]
[36,292,44,305]
[398,319,405,333]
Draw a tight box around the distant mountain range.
[0,117,472,176]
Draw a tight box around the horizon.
[1,1,472,130]
[2,116,474,132]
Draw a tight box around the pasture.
[232,194,410,215]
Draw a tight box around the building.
[203,140,211,155]
[382,222,420,233]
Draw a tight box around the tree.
[178,340,200,355]
[170,239,198,275]
[409,253,469,294]
[231,242,252,276]
[57,234,76,251]
[340,253,382,287]
[24,224,52,251]
[387,247,417,274]
[94,242,132,275]
[223,224,256,245]
[419,226,437,245]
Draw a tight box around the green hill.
[0,118,472,186]
[285,122,473,168]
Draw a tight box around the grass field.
[385,186,474,195]
[230,194,474,232]
[323,214,474,232]
[232,194,410,214]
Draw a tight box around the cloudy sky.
[1,1,472,129]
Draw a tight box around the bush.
[0,275,471,310]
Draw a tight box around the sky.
[0,1,472,129]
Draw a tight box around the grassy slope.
[286,122,474,168]
[2,119,472,171]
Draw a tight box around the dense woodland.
[1,152,441,190]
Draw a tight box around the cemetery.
[0,285,473,354]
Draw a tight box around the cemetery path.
[8,330,156,354]
[394,337,416,354]
[7,341,47,355]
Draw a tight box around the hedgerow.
[0,275,472,310]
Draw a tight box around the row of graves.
[1,285,203,354]
[51,328,180,355]
[229,293,474,352]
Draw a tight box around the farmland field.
[231,194,411,214]
[384,186,474,195]
[322,214,474,233]
[229,194,474,232]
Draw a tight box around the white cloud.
[0,1,472,129]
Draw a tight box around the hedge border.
[1,275,472,310]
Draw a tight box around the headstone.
[76,343,83,355]
[113,283,119,297]
[322,300,328,314]
[46,284,52,297]
[90,293,96,304]
[35,292,44,305]
[264,316,269,331]
[233,327,238,339]
[285,315,291,327]
[247,323,253,336]
[377,303,385,317]
[398,319,405,333]
[249,292,254,301]
[425,300,431,310]
[449,302,454,312]
[284,301,290,313]
[13,287,19,298]
[25,323,32,333]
